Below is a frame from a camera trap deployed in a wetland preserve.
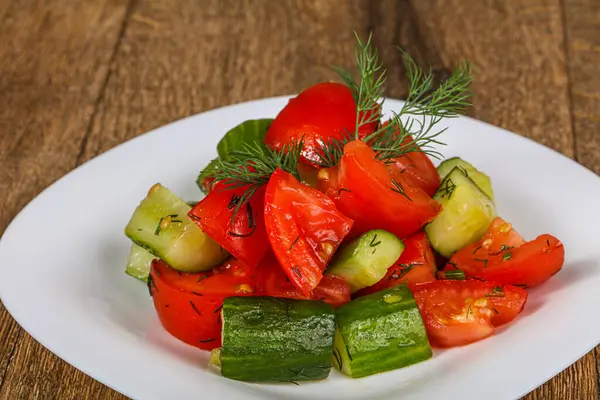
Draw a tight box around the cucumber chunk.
[125,243,155,282]
[327,230,405,293]
[125,184,229,272]
[333,285,432,378]
[425,167,496,257]
[437,157,494,200]
[212,296,336,383]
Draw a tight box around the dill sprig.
[370,53,473,163]
[332,32,386,139]
[211,141,302,221]
[318,33,473,168]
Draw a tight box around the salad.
[123,34,565,383]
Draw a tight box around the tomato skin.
[264,82,377,166]
[317,140,441,240]
[188,182,269,267]
[384,132,441,197]
[148,259,257,350]
[355,232,436,297]
[446,217,565,287]
[264,168,353,295]
[256,253,351,307]
[412,280,528,347]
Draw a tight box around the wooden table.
[0,0,599,398]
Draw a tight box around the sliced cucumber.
[211,296,336,382]
[327,230,404,293]
[125,243,155,282]
[425,167,496,257]
[333,285,432,378]
[437,157,494,200]
[125,183,229,272]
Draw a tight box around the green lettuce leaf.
[217,118,274,160]
[197,119,274,194]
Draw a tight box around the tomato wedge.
[189,181,269,267]
[317,140,441,239]
[445,217,565,287]
[412,280,528,347]
[264,168,353,295]
[148,258,257,350]
[264,82,378,166]
[355,232,436,296]
[256,252,351,307]
[387,135,441,197]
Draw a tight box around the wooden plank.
[408,0,574,156]
[563,0,600,173]
[78,0,374,161]
[0,0,132,398]
[563,0,600,396]
[525,352,598,400]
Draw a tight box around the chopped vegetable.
[264,168,353,295]
[188,181,269,267]
[264,82,377,166]
[125,184,229,272]
[125,243,156,282]
[445,217,565,287]
[425,166,496,257]
[317,140,441,240]
[412,280,528,347]
[333,285,432,378]
[148,258,257,351]
[211,296,336,382]
[355,231,436,296]
[327,229,404,293]
[384,130,441,197]
[255,252,351,308]
[437,157,494,200]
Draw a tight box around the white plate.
[1,96,600,400]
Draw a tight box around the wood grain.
[78,0,374,162]
[408,0,573,156]
[563,0,600,173]
[0,0,131,399]
[0,0,598,399]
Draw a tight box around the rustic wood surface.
[0,0,598,398]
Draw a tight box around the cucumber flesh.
[125,243,156,282]
[327,230,405,293]
[333,285,432,378]
[437,157,494,200]
[125,184,229,272]
[425,167,496,257]
[214,296,336,383]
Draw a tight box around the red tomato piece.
[256,252,351,307]
[317,140,441,239]
[355,232,436,297]
[148,258,257,350]
[445,217,565,287]
[412,280,528,347]
[386,135,441,197]
[264,82,378,166]
[264,168,353,295]
[188,181,269,267]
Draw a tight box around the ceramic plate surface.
[1,97,600,400]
